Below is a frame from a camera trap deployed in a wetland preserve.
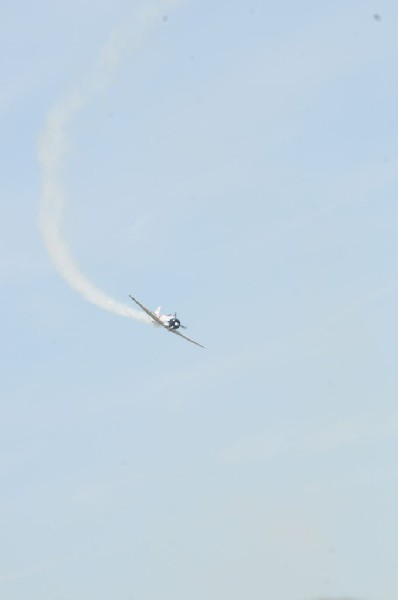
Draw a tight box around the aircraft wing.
[169,328,205,348]
[129,295,164,326]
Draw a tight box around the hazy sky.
[2,1,398,599]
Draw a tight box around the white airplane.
[129,295,205,348]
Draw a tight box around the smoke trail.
[38,1,182,322]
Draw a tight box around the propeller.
[168,313,188,330]
[168,317,180,330]
[174,312,187,329]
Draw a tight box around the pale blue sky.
[2,1,398,599]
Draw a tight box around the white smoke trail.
[38,1,182,322]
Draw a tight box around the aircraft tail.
[155,306,161,316]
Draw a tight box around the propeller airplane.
[129,295,205,348]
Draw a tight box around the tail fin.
[155,306,161,316]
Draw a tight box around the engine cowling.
[168,318,181,330]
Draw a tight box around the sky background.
[2,1,398,599]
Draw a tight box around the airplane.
[129,295,205,348]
